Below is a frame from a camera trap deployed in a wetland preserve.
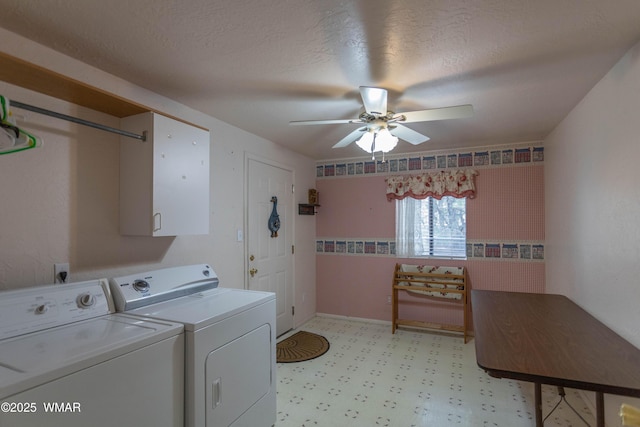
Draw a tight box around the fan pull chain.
[371,133,377,160]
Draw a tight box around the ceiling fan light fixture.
[355,128,398,154]
[355,130,375,152]
[375,128,398,153]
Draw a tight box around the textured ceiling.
[0,0,639,160]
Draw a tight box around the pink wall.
[316,176,393,238]
[315,160,545,328]
[317,167,544,240]
[468,166,544,240]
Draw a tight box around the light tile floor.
[276,316,594,427]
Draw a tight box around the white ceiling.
[1,0,640,160]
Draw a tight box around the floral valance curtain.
[385,169,478,201]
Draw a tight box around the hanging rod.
[11,100,147,141]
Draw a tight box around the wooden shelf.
[298,204,320,215]
[0,51,206,130]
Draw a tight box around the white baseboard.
[314,312,392,326]
[314,313,476,338]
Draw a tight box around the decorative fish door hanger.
[268,196,281,238]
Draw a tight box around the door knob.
[249,268,258,277]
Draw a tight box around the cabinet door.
[153,116,210,236]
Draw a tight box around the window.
[396,196,466,258]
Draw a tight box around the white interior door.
[247,157,293,336]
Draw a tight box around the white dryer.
[0,279,184,427]
[109,264,276,427]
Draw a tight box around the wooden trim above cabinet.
[0,51,207,130]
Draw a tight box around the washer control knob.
[132,280,150,293]
[77,293,96,308]
[35,304,48,315]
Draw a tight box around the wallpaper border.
[316,143,544,178]
[316,237,544,262]
[315,238,544,262]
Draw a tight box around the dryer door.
[205,324,272,427]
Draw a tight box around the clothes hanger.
[0,95,42,155]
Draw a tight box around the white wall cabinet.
[120,112,210,236]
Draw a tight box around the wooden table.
[472,290,640,427]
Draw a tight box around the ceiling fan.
[290,86,473,157]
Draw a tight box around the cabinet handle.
[153,212,162,232]
[212,377,221,409]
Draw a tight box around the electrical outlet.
[387,295,392,304]
[54,263,70,284]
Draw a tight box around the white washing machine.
[0,279,184,427]
[109,264,276,427]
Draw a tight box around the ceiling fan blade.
[290,118,361,126]
[398,104,473,123]
[332,127,367,148]
[390,124,430,145]
[359,86,388,116]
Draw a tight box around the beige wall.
[0,28,317,328]
[545,39,640,424]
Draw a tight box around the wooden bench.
[392,263,469,343]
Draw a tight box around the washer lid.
[128,287,275,331]
[0,314,183,399]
